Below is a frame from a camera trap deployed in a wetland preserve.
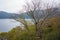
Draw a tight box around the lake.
[0,19,33,32]
[0,19,20,32]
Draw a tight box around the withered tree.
[23,0,56,39]
[15,0,56,39]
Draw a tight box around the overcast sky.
[0,0,60,13]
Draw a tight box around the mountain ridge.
[0,7,60,19]
[0,11,19,19]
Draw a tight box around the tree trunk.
[35,22,43,40]
[35,21,43,40]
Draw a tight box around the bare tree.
[14,0,57,40]
[23,0,56,39]
[24,0,42,38]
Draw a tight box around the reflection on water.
[0,19,20,32]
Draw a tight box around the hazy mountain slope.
[19,7,60,19]
[0,11,19,19]
[0,7,60,19]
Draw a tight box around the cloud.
[0,0,60,13]
[0,0,25,13]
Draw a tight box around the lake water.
[0,19,20,32]
[0,19,33,32]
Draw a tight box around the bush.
[45,33,60,40]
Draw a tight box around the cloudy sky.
[0,0,26,13]
[0,0,60,13]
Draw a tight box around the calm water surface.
[0,19,20,32]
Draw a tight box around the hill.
[0,11,19,19]
[0,7,60,19]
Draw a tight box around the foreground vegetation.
[0,17,60,40]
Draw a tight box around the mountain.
[0,11,31,19]
[20,7,60,19]
[0,7,60,19]
[0,11,19,19]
